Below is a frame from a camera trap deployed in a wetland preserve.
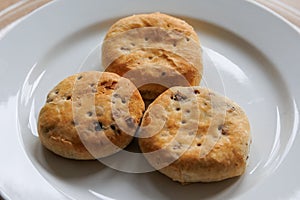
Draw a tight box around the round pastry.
[138,86,251,183]
[38,71,145,160]
[102,13,203,101]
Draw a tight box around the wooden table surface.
[0,0,299,30]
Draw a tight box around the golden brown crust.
[103,30,202,101]
[138,87,251,183]
[105,12,199,43]
[105,48,201,101]
[38,71,145,160]
[102,27,202,72]
[102,13,202,101]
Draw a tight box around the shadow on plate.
[132,170,240,200]
[36,142,106,179]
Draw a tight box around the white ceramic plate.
[1,0,300,199]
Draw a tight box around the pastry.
[38,71,145,160]
[138,86,251,183]
[102,13,202,101]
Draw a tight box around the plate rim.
[0,0,300,199]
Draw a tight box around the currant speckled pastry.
[139,87,251,183]
[102,13,202,101]
[38,71,145,160]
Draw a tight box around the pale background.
[0,0,299,29]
